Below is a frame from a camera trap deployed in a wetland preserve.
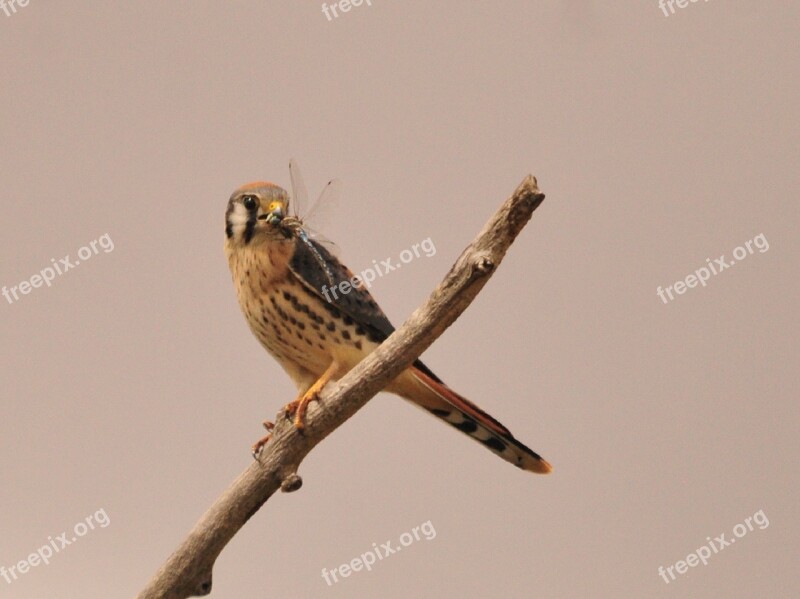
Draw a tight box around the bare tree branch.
[137,175,546,598]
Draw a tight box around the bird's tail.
[391,365,552,474]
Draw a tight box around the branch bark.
[137,175,546,598]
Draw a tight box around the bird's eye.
[242,195,257,211]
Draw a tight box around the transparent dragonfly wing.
[288,158,310,220]
[303,183,342,259]
[303,178,342,234]
[286,159,342,257]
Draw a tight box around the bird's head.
[225,182,291,245]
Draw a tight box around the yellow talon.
[282,362,341,430]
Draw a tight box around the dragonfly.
[264,159,343,288]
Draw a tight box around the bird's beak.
[258,201,285,226]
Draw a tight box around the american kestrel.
[224,172,552,474]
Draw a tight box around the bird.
[223,176,552,475]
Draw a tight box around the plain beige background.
[1,1,798,598]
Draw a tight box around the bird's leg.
[251,419,275,460]
[283,361,341,430]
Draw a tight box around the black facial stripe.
[224,201,236,239]
[243,212,257,244]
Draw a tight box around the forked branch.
[137,175,546,598]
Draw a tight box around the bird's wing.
[287,236,443,383]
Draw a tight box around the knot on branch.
[472,253,495,275]
[195,575,212,596]
[476,256,495,273]
[281,474,303,493]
